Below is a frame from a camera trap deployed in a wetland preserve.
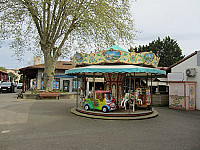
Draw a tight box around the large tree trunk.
[42,46,57,91]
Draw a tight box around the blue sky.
[0,0,200,69]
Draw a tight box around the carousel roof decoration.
[66,45,166,76]
[72,45,160,67]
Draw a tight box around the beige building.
[7,69,21,84]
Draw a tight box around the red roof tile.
[0,70,8,74]
[20,61,74,70]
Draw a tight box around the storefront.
[19,61,75,92]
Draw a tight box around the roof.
[168,51,198,70]
[106,45,129,52]
[20,61,74,71]
[0,70,8,74]
[65,65,166,75]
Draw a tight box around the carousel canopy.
[106,45,129,52]
[65,65,166,76]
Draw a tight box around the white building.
[168,51,200,110]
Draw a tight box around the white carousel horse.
[121,97,129,110]
[121,93,135,111]
[120,93,143,112]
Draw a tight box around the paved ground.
[0,90,200,150]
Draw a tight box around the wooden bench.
[39,92,60,100]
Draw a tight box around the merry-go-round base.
[71,107,158,120]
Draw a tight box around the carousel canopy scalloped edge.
[72,47,160,67]
[65,66,166,75]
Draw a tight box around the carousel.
[65,45,166,119]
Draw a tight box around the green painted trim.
[106,45,128,52]
[65,67,166,75]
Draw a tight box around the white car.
[17,83,23,89]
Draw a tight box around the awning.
[65,65,166,75]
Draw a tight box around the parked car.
[1,82,15,93]
[17,83,23,89]
[83,90,116,113]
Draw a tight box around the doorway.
[63,80,70,92]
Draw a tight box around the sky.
[0,0,200,69]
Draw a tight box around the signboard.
[168,73,184,81]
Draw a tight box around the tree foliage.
[0,0,136,90]
[0,66,7,72]
[8,72,18,82]
[129,36,185,67]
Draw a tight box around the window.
[72,78,80,92]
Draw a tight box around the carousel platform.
[71,107,158,120]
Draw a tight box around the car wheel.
[84,104,90,111]
[102,106,108,113]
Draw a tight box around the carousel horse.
[121,93,135,111]
[79,89,85,107]
[136,99,143,105]
[132,91,143,106]
[121,93,143,112]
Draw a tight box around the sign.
[168,73,184,81]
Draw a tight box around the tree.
[0,67,7,72]
[130,36,184,67]
[8,72,18,82]
[0,0,136,91]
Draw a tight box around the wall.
[152,94,169,106]
[55,70,65,74]
[36,69,74,92]
[171,53,200,110]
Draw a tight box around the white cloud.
[131,0,200,55]
[1,0,200,68]
[0,46,34,69]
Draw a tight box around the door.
[63,80,70,92]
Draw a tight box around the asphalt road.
[0,90,200,150]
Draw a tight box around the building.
[19,61,75,92]
[7,69,21,84]
[167,51,200,110]
[0,70,8,83]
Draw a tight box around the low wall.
[23,93,78,100]
[23,94,38,99]
[152,94,169,106]
[60,93,77,99]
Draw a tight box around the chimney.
[33,57,41,65]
